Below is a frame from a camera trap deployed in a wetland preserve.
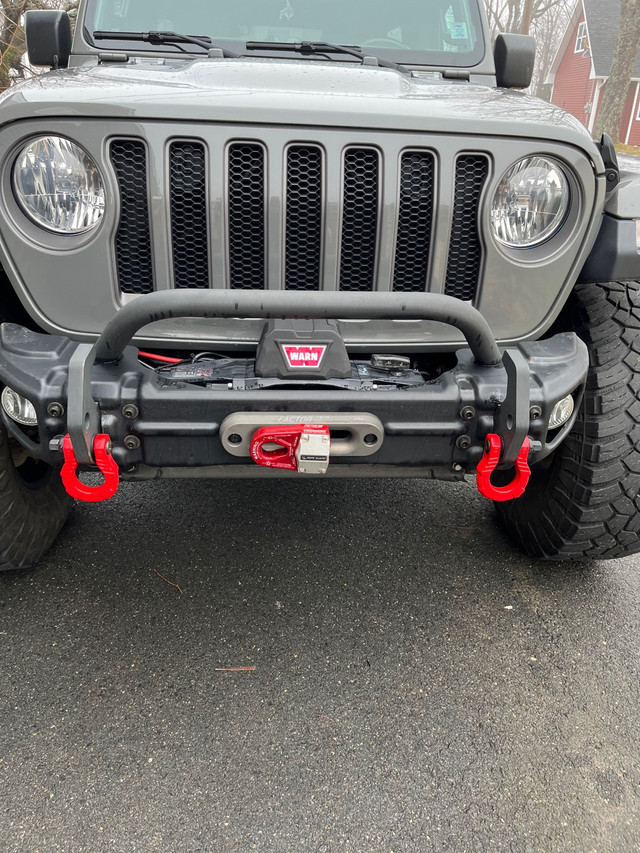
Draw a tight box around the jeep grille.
[109,137,488,300]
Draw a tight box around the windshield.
[85,0,485,67]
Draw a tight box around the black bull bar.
[68,290,505,465]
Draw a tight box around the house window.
[574,21,589,53]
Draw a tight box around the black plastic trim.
[578,214,640,283]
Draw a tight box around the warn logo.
[282,345,327,369]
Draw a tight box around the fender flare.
[579,169,640,284]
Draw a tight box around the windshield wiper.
[245,41,409,74]
[93,31,241,58]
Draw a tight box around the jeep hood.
[0,58,599,155]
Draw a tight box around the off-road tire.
[0,419,72,570]
[495,280,640,560]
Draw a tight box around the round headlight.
[491,156,570,249]
[13,136,105,234]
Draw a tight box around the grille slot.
[285,145,323,290]
[393,151,435,292]
[339,148,379,291]
[110,140,154,295]
[227,143,266,289]
[170,141,209,289]
[445,154,489,300]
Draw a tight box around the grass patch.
[615,143,640,156]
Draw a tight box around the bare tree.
[0,0,36,90]
[593,0,640,142]
[0,0,77,90]
[530,0,576,97]
[520,0,534,33]
[485,0,575,38]
[484,0,576,96]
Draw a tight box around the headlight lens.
[491,156,570,248]
[13,136,105,234]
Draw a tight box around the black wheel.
[495,280,640,560]
[0,419,72,570]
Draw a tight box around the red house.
[547,0,640,143]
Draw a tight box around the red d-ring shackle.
[476,434,531,501]
[61,433,120,502]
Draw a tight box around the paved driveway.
[2,476,640,852]
[619,153,640,173]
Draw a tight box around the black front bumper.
[0,291,588,480]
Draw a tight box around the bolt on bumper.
[0,291,589,490]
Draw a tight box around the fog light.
[548,394,574,429]
[1,386,38,426]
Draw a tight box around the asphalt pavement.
[2,476,640,852]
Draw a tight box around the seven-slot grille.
[110,138,488,299]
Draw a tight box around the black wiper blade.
[93,31,240,58]
[245,41,409,74]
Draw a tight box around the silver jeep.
[0,0,638,567]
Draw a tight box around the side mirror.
[25,11,72,69]
[494,33,536,89]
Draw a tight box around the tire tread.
[0,424,71,571]
[497,280,640,560]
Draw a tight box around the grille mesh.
[285,145,323,290]
[445,154,488,300]
[110,140,154,295]
[110,137,487,302]
[339,148,379,291]
[170,141,209,289]
[228,143,265,289]
[393,151,435,292]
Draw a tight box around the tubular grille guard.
[109,137,489,299]
[96,290,501,364]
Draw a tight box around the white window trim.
[574,21,588,54]
[634,87,640,123]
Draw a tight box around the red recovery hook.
[476,434,531,502]
[250,424,330,473]
[61,433,120,502]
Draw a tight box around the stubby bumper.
[0,291,588,491]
